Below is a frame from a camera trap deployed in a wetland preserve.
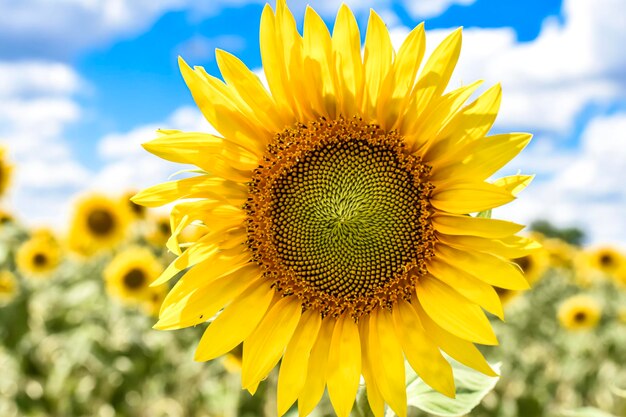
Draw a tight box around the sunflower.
[542,237,576,269]
[121,190,147,220]
[134,2,537,416]
[68,193,129,255]
[104,246,162,304]
[0,209,13,225]
[587,246,624,275]
[0,271,18,305]
[16,235,61,277]
[0,145,13,198]
[557,295,601,331]
[146,214,172,247]
[513,247,549,285]
[142,284,168,317]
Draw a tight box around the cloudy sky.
[1,0,625,246]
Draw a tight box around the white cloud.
[92,106,211,192]
[404,0,475,18]
[497,113,626,246]
[411,0,626,133]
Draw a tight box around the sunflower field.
[2,1,626,417]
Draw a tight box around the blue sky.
[2,0,626,245]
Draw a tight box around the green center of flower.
[87,209,115,236]
[123,268,146,290]
[247,117,435,318]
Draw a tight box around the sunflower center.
[123,268,146,290]
[599,253,614,267]
[33,253,48,267]
[246,117,435,318]
[573,311,587,323]
[87,209,115,236]
[515,256,532,272]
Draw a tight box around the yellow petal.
[194,279,274,361]
[216,49,285,133]
[404,80,483,152]
[277,310,322,417]
[241,296,302,390]
[413,301,497,377]
[436,243,530,290]
[430,181,515,214]
[431,133,532,182]
[425,83,502,165]
[416,275,498,345]
[332,4,364,117]
[427,258,504,319]
[298,317,336,417]
[132,175,247,208]
[432,214,524,238]
[303,6,337,118]
[439,233,541,259]
[412,28,462,115]
[363,9,393,117]
[368,309,407,417]
[259,4,296,121]
[156,263,259,330]
[327,316,361,417]
[359,319,385,417]
[178,57,267,154]
[493,174,535,196]
[392,299,455,397]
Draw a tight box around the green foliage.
[530,220,586,246]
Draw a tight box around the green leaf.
[559,408,618,417]
[476,209,492,219]
[386,360,500,417]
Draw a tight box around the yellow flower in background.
[542,237,576,269]
[557,295,601,331]
[146,214,171,247]
[121,190,147,220]
[0,146,13,198]
[587,246,625,275]
[613,267,626,288]
[513,247,549,285]
[104,246,162,304]
[618,307,626,324]
[0,209,13,225]
[142,284,168,317]
[68,194,129,255]
[16,235,61,277]
[0,270,18,305]
[134,2,537,416]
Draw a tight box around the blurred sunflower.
[68,194,129,255]
[146,214,172,247]
[105,246,162,304]
[0,209,13,225]
[0,271,18,305]
[121,190,147,220]
[542,237,576,269]
[134,2,537,416]
[16,235,61,277]
[0,145,13,198]
[587,246,624,275]
[513,247,549,285]
[557,295,601,331]
[142,284,168,317]
[618,307,626,324]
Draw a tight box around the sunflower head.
[513,246,549,285]
[104,246,162,304]
[142,284,168,317]
[557,294,601,331]
[121,190,147,220]
[133,2,537,416]
[146,214,172,247]
[68,193,129,255]
[0,270,19,305]
[587,246,625,275]
[0,145,13,198]
[0,209,13,225]
[16,235,61,278]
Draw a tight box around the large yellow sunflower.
[134,2,537,416]
[68,193,129,255]
[16,235,61,277]
[0,145,13,198]
[104,246,162,304]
